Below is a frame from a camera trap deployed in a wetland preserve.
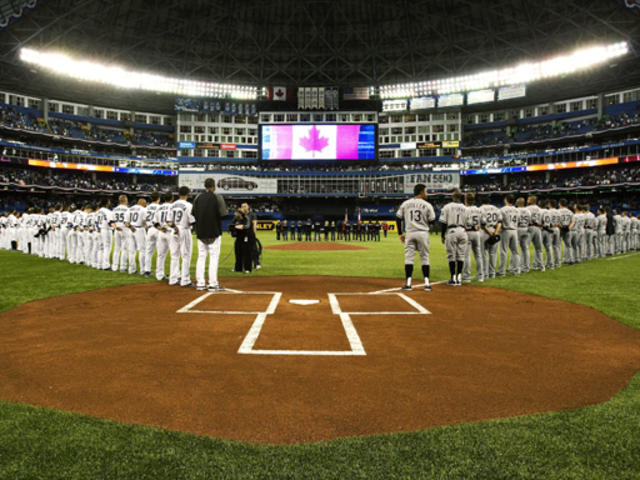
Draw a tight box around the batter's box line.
[176,291,280,315]
[328,292,431,315]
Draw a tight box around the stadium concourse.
[3,0,640,477]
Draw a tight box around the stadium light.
[19,47,260,100]
[377,41,630,99]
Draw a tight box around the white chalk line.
[176,284,432,356]
[606,252,640,261]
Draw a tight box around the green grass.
[1,235,639,479]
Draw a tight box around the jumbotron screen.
[260,124,376,160]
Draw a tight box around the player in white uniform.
[95,199,114,270]
[59,206,71,260]
[571,204,586,263]
[480,195,502,279]
[69,205,86,264]
[127,198,147,274]
[143,192,162,276]
[168,187,195,286]
[83,204,96,268]
[395,183,436,291]
[462,192,484,283]
[540,201,555,270]
[498,194,520,276]
[548,200,562,269]
[440,190,468,286]
[111,195,132,272]
[153,192,174,281]
[595,207,607,258]
[621,212,631,253]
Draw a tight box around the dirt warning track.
[1,276,639,444]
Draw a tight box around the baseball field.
[1,232,640,479]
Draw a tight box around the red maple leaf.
[299,125,330,156]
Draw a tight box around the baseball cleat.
[208,284,225,292]
[181,282,194,288]
[196,285,207,291]
[401,285,412,291]
[446,279,456,286]
[424,284,432,291]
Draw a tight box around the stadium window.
[235,116,245,123]
[404,114,416,122]
[390,136,397,142]
[380,128,389,135]
[570,101,583,112]
[314,114,324,121]
[245,151,257,158]
[194,126,205,134]
[479,113,489,123]
[164,117,173,126]
[383,136,389,143]
[417,114,428,122]
[260,114,271,122]
[433,125,444,133]
[135,114,147,123]
[249,129,257,136]
[28,99,41,109]
[223,115,232,123]
[150,116,160,125]
[226,151,235,158]
[390,114,402,123]
[587,99,597,109]
[391,127,402,135]
[605,94,619,105]
[180,149,191,156]
[207,150,219,157]
[623,90,640,102]
[378,115,388,124]
[286,114,298,122]
[553,104,566,113]
[524,108,533,118]
[448,124,458,132]
[273,114,285,122]
[447,113,458,120]
[48,102,58,112]
[194,149,203,157]
[431,113,444,121]
[379,150,394,158]
[94,109,103,118]
[235,128,245,135]
[77,106,89,116]
[539,106,549,115]
[404,126,416,134]
[179,112,191,122]
[106,111,117,120]
[180,125,191,133]
[120,112,131,121]
[367,114,375,122]
[494,112,505,121]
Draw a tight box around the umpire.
[193,178,227,291]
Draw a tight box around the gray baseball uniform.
[540,207,554,269]
[480,203,502,278]
[440,202,468,262]
[557,207,574,264]
[517,207,531,273]
[396,197,436,265]
[498,204,520,276]
[462,205,485,282]
[526,204,544,270]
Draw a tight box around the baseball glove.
[485,234,501,247]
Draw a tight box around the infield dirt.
[1,276,639,444]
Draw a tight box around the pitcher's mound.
[265,242,368,251]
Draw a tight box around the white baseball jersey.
[597,214,607,234]
[170,199,194,229]
[60,211,71,227]
[96,207,113,230]
[71,210,86,228]
[540,208,552,228]
[85,212,96,230]
[614,215,622,233]
[128,205,147,228]
[396,197,436,232]
[144,203,160,227]
[526,204,542,226]
[584,211,596,229]
[153,202,172,228]
[112,204,131,227]
[549,209,560,228]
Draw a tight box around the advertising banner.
[179,173,277,194]
[403,172,460,193]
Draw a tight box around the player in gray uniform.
[396,183,436,291]
[526,196,544,271]
[128,198,148,275]
[571,204,586,263]
[613,210,622,254]
[584,204,597,260]
[479,195,502,279]
[462,192,484,283]
[539,201,555,270]
[498,194,520,276]
[595,207,607,258]
[557,199,575,265]
[632,214,640,251]
[440,189,468,286]
[621,212,631,253]
[547,200,562,268]
[515,197,531,274]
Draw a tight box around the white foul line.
[606,252,640,261]
[176,292,212,313]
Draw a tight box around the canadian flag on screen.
[272,86,287,101]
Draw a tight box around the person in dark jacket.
[192,178,227,291]
[232,208,253,273]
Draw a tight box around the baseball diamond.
[3,1,640,478]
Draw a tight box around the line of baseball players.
[396,184,640,289]
[0,188,197,286]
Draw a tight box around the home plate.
[289,299,320,305]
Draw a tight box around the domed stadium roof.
[1,0,640,108]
